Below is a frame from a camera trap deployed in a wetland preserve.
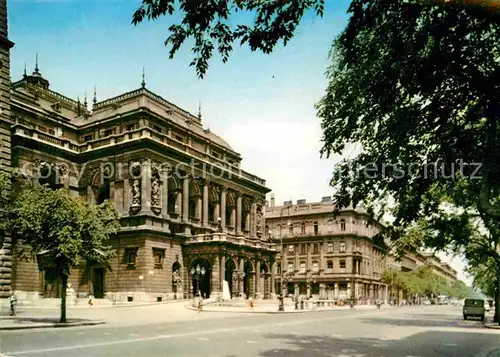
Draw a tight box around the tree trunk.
[60,273,68,323]
[494,271,500,324]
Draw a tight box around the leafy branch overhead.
[132,0,325,78]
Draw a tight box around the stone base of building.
[104,292,187,303]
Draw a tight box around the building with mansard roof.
[264,195,389,303]
[0,1,276,302]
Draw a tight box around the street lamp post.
[191,264,206,297]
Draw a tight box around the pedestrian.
[248,296,254,309]
[88,292,94,306]
[198,294,204,312]
[66,283,76,306]
[9,290,17,316]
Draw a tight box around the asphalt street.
[0,305,498,357]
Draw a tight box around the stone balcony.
[12,123,266,187]
[184,232,277,251]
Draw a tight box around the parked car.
[463,299,486,321]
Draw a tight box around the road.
[0,305,498,357]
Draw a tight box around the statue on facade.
[151,176,161,214]
[172,270,183,299]
[131,179,141,209]
[256,207,263,238]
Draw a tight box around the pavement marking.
[197,337,209,341]
[246,341,257,344]
[443,343,458,346]
[2,310,387,356]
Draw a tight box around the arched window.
[340,219,346,231]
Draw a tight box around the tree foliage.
[8,182,120,323]
[382,267,469,299]
[132,0,325,78]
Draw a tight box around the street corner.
[0,316,106,330]
[484,323,500,330]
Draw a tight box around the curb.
[0,318,105,330]
[1,299,190,311]
[484,324,500,330]
[184,304,380,314]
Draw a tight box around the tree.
[131,0,499,78]
[10,185,120,323]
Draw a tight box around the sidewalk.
[191,303,385,314]
[1,298,191,310]
[0,316,105,330]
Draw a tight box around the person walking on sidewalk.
[9,290,17,316]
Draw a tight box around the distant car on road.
[463,299,485,321]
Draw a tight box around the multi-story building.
[1,55,276,302]
[264,196,389,302]
[422,253,458,282]
[0,0,15,299]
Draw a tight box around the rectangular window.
[301,223,306,234]
[127,124,135,131]
[103,129,113,137]
[314,221,319,235]
[327,260,333,270]
[48,128,55,135]
[153,125,163,133]
[288,245,294,253]
[299,262,306,274]
[300,244,306,255]
[340,260,346,273]
[83,134,93,142]
[313,244,319,254]
[287,262,294,273]
[125,248,138,268]
[340,242,346,253]
[327,243,333,253]
[153,248,164,269]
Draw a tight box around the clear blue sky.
[7,0,470,284]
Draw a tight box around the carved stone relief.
[256,205,263,238]
[151,174,161,215]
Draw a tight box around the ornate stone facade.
[5,62,274,302]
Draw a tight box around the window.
[153,248,164,269]
[327,243,333,253]
[127,124,135,131]
[84,134,93,142]
[125,248,138,268]
[327,260,333,270]
[313,244,319,254]
[313,221,319,235]
[340,219,346,231]
[48,128,55,135]
[288,245,294,253]
[153,125,162,133]
[289,224,294,235]
[340,242,346,252]
[340,260,346,273]
[299,262,306,274]
[300,244,306,255]
[104,129,113,137]
[287,262,294,273]
[312,261,319,273]
[277,263,281,275]
[175,135,184,142]
[277,225,282,238]
[301,222,306,234]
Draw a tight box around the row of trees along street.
[130,0,500,324]
[0,171,121,323]
[381,267,470,304]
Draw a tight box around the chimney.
[271,193,275,208]
[297,199,306,205]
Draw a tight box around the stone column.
[211,257,221,299]
[202,182,209,226]
[334,282,339,300]
[319,242,324,271]
[255,260,261,296]
[236,194,242,235]
[182,176,189,222]
[87,186,95,204]
[250,201,257,237]
[306,244,311,270]
[175,190,182,216]
[220,255,226,297]
[123,177,130,211]
[239,258,244,296]
[347,282,352,299]
[140,160,151,214]
[220,187,226,229]
[162,170,169,217]
[231,206,236,228]
[196,195,202,222]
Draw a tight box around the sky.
[7,0,471,284]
